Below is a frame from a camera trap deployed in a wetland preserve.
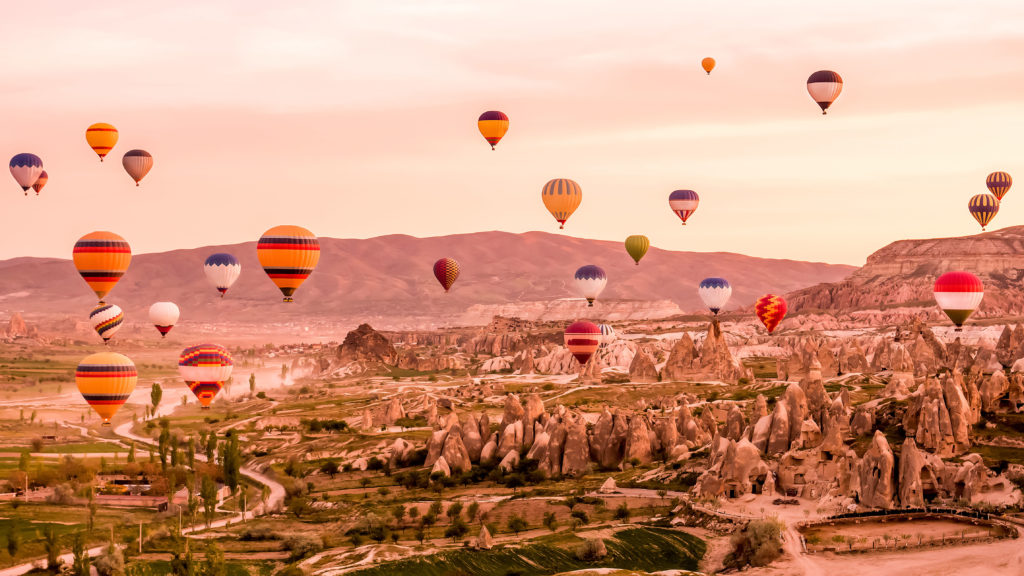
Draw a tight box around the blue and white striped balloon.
[9,153,43,195]
[598,324,615,348]
[574,265,607,307]
[698,277,732,315]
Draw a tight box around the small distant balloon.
[574,265,607,307]
[807,70,843,114]
[204,253,241,297]
[968,193,999,231]
[433,257,460,292]
[149,301,180,338]
[668,189,699,225]
[477,111,509,150]
[698,277,732,316]
[624,235,650,265]
[86,123,118,161]
[701,57,716,75]
[122,149,153,186]
[10,153,43,195]
[986,172,1012,201]
[89,303,124,343]
[541,179,582,229]
[32,171,48,196]
[257,225,320,303]
[755,294,787,334]
[598,324,615,348]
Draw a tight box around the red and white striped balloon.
[564,321,601,366]
[933,271,983,329]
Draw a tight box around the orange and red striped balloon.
[85,123,118,161]
[755,294,787,334]
[73,231,131,303]
[564,321,601,367]
[76,352,137,425]
[477,111,509,150]
[257,225,320,302]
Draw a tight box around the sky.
[2,0,1024,265]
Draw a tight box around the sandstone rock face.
[629,349,660,383]
[725,405,745,441]
[462,415,483,462]
[623,416,654,465]
[499,394,526,434]
[425,428,449,467]
[498,450,519,472]
[337,324,398,365]
[497,420,524,458]
[382,397,406,425]
[857,431,895,509]
[599,476,618,493]
[997,324,1024,368]
[476,525,493,550]
[697,437,770,497]
[981,370,1010,412]
[431,456,451,477]
[561,420,590,477]
[700,321,753,383]
[441,431,472,473]
[362,409,374,431]
[661,333,699,380]
[480,433,498,463]
[850,408,874,437]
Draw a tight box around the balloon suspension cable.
[284,297,294,303]
[102,421,111,427]
[559,224,564,230]
[136,183,140,187]
[822,110,827,115]
[491,145,496,151]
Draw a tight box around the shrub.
[723,519,784,570]
[574,538,607,561]
[282,534,323,561]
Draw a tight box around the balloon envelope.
[668,190,699,224]
[968,194,999,230]
[179,344,234,408]
[564,321,601,366]
[433,258,460,292]
[257,225,320,302]
[986,172,1012,201]
[755,294,787,334]
[598,324,615,348]
[9,153,43,194]
[934,271,983,328]
[149,302,180,337]
[624,235,649,265]
[122,149,153,185]
[574,265,607,306]
[73,231,131,303]
[807,70,843,114]
[204,253,241,297]
[701,57,716,74]
[478,111,509,150]
[32,171,47,195]
[89,303,124,342]
[86,123,118,161]
[76,352,137,424]
[541,179,582,229]
[698,277,732,315]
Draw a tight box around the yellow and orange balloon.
[541,179,582,229]
[701,57,716,75]
[257,225,320,302]
[477,111,509,150]
[76,352,137,425]
[73,232,131,303]
[85,123,118,162]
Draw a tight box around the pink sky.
[2,0,1024,265]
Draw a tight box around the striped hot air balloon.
[433,257,460,292]
[122,149,153,186]
[807,70,843,114]
[9,153,43,195]
[179,344,234,408]
[701,57,716,75]
[934,271,983,330]
[624,235,650,265]
[968,194,999,230]
[986,171,1012,201]
[204,253,241,297]
[564,321,601,367]
[541,179,582,229]
[149,302,179,337]
[76,352,137,425]
[698,277,732,315]
[598,324,616,348]
[669,189,699,225]
[32,171,47,196]
[89,303,124,343]
[73,231,131,303]
[755,294,787,335]
[85,123,118,161]
[477,111,509,150]
[574,265,607,307]
[257,225,320,302]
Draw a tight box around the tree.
[428,500,443,517]
[467,502,480,523]
[187,438,196,469]
[444,518,469,542]
[151,383,163,414]
[72,532,90,576]
[43,526,61,571]
[6,528,20,558]
[281,364,289,379]
[657,489,668,505]
[158,421,171,471]
[89,497,99,531]
[614,503,630,523]
[205,432,217,462]
[17,450,29,472]
[723,519,784,570]
[376,486,390,499]
[30,410,36,424]
[201,475,217,528]
[505,474,524,494]
[200,542,226,576]
[127,442,136,463]
[221,433,241,492]
[408,507,420,522]
[507,515,528,536]
[446,502,463,523]
[391,505,406,529]
[95,539,125,576]
[543,511,558,532]
[320,460,340,479]
[286,495,310,518]
[248,373,256,397]
[414,526,426,544]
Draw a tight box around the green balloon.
[625,235,650,265]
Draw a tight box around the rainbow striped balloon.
[76,352,137,425]
[89,303,124,343]
[433,257,460,292]
[179,344,234,408]
[73,231,131,303]
[257,225,320,303]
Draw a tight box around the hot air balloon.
[257,225,320,302]
[541,179,582,229]
[76,352,137,425]
[9,153,43,195]
[598,324,615,348]
[564,321,601,367]
[89,303,124,343]
[968,194,999,230]
[986,171,1012,201]
[204,253,241,297]
[73,232,131,303]
[122,149,153,186]
[755,294,787,334]
[807,70,843,114]
[624,235,650,265]
[701,57,716,75]
[433,257,460,292]
[478,111,509,150]
[149,302,180,337]
[178,344,234,408]
[669,190,699,225]
[574,265,607,307]
[86,123,118,161]
[934,271,983,331]
[32,171,47,196]
[698,278,732,315]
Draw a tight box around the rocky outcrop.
[337,324,398,365]
[697,437,770,497]
[441,431,472,473]
[382,397,405,425]
[629,349,659,383]
[562,420,590,477]
[661,334,698,380]
[623,416,654,465]
[857,431,895,509]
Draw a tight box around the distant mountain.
[0,231,854,330]
[787,226,1024,318]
